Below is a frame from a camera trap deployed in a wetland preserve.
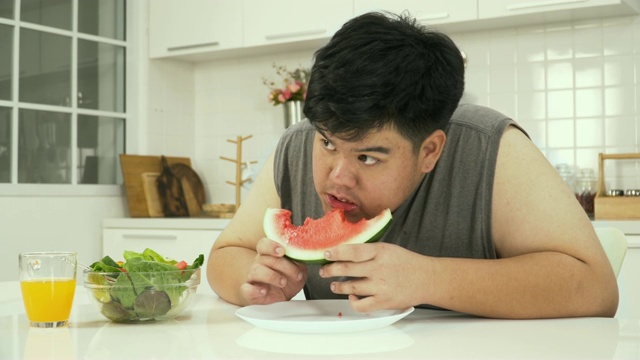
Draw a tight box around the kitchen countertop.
[100,218,640,234]
[592,220,640,248]
[1,281,639,359]
[592,220,640,235]
[102,217,231,230]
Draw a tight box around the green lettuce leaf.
[143,248,177,265]
[109,273,137,309]
[123,250,144,262]
[123,258,185,305]
[89,255,121,272]
[187,254,204,270]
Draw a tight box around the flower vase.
[283,101,304,128]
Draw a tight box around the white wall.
[147,14,640,203]
[194,52,314,204]
[145,48,314,205]
[452,15,640,189]
[0,196,126,281]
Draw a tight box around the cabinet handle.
[507,0,588,11]
[122,234,178,241]
[265,29,327,41]
[417,12,450,22]
[167,41,220,52]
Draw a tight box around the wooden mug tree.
[220,135,257,209]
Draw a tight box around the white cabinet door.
[617,235,640,318]
[243,0,353,47]
[149,0,243,59]
[354,0,477,25]
[102,229,220,293]
[480,0,637,19]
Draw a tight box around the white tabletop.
[1,281,639,359]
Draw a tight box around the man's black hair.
[304,11,465,151]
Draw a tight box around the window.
[0,0,126,188]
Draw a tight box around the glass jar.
[555,163,575,193]
[575,168,597,218]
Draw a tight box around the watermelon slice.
[263,207,393,264]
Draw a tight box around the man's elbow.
[588,276,619,318]
[600,283,619,318]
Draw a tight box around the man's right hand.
[239,238,307,305]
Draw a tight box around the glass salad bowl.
[83,268,200,323]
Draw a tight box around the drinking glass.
[19,252,77,328]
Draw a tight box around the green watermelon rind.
[263,208,393,264]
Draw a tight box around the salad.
[85,248,204,322]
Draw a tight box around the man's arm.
[207,153,305,306]
[427,125,617,318]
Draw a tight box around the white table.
[1,281,639,359]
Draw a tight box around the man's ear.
[419,129,446,173]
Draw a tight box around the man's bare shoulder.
[491,126,599,258]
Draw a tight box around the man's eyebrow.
[353,146,391,154]
[316,129,390,154]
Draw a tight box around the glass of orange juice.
[19,252,77,328]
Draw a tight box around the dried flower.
[262,63,310,106]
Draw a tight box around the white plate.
[235,299,414,334]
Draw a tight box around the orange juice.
[20,279,76,322]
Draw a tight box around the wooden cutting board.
[120,154,194,217]
[141,168,205,218]
[170,163,206,208]
[141,172,164,217]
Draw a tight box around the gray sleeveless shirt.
[273,103,526,307]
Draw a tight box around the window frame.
[0,0,135,196]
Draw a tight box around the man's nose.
[329,157,357,188]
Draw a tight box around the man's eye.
[358,154,379,165]
[322,139,336,150]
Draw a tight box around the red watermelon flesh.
[263,207,393,263]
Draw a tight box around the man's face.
[312,126,429,223]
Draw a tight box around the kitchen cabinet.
[619,237,640,318]
[479,0,640,25]
[102,218,230,293]
[242,0,353,48]
[354,0,477,27]
[592,220,640,318]
[148,0,243,59]
[147,0,639,62]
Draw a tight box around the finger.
[349,293,413,313]
[249,253,306,289]
[241,281,291,305]
[256,237,286,257]
[324,243,379,263]
[293,262,307,282]
[348,294,380,313]
[256,238,305,282]
[247,260,288,289]
[320,258,370,278]
[239,282,268,304]
[265,253,306,283]
[330,277,373,298]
